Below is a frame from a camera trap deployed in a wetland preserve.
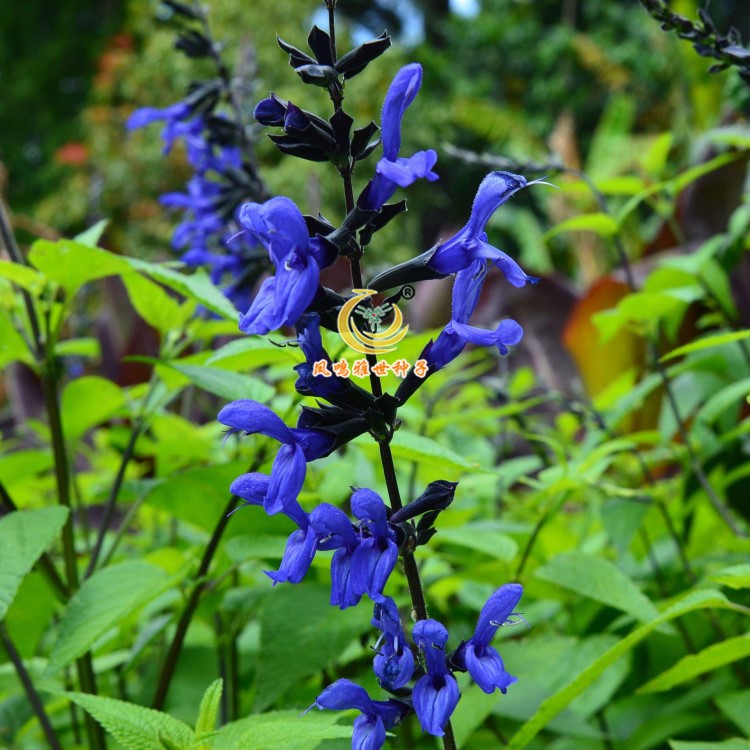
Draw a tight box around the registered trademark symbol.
[401,285,415,299]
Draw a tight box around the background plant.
[1,1,750,749]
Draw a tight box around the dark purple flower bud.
[452,583,522,694]
[412,619,460,737]
[253,94,287,126]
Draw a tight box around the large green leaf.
[380,431,483,474]
[0,507,69,620]
[46,562,171,674]
[170,363,275,403]
[61,376,125,440]
[505,589,732,750]
[534,551,660,622]
[661,330,750,362]
[66,692,195,750]
[213,711,352,750]
[122,273,192,334]
[716,690,750,735]
[709,564,750,590]
[545,212,619,240]
[129,260,236,321]
[638,635,750,693]
[253,585,372,711]
[0,259,46,291]
[28,239,131,297]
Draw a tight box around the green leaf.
[697,378,750,424]
[206,337,303,369]
[55,337,101,360]
[253,585,371,711]
[534,551,660,622]
[61,376,125,440]
[74,219,109,247]
[716,690,750,735]
[0,259,45,291]
[434,524,518,561]
[129,260,236,321]
[213,711,352,750]
[385,431,482,473]
[29,239,131,297]
[46,562,171,674]
[195,679,223,735]
[662,330,750,361]
[170,363,275,403]
[0,311,33,368]
[545,212,619,240]
[709,564,750,590]
[0,507,69,620]
[670,741,750,750]
[123,273,191,334]
[638,635,750,693]
[66,692,195,750]
[505,589,732,750]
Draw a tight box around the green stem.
[0,623,63,750]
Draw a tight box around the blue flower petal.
[412,673,460,737]
[217,399,294,445]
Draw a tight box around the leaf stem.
[0,623,63,750]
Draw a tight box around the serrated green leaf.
[195,679,223,735]
[61,376,125,440]
[123,273,191,334]
[170,363,275,403]
[505,590,732,750]
[535,551,659,622]
[545,212,619,240]
[129,261,236,321]
[662,330,750,361]
[213,711,352,750]
[254,585,371,711]
[66,692,195,750]
[46,562,170,674]
[386,431,481,473]
[638,634,750,693]
[29,239,131,296]
[0,507,69,620]
[709,564,750,590]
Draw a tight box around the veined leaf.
[0,507,69,620]
[535,551,660,622]
[386,431,482,473]
[638,635,750,693]
[170,363,275,403]
[46,562,171,674]
[123,273,192,334]
[66,692,195,750]
[29,239,131,297]
[195,679,223,736]
[505,590,732,750]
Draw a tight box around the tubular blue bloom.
[427,171,541,285]
[238,197,336,333]
[452,583,523,694]
[126,102,193,153]
[360,63,438,211]
[311,679,409,750]
[371,597,415,690]
[311,502,363,609]
[218,400,334,515]
[350,489,398,603]
[412,619,460,736]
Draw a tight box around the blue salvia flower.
[452,583,523,694]
[237,196,336,333]
[310,502,364,609]
[218,400,334,515]
[412,619,460,737]
[126,102,193,154]
[311,678,409,750]
[350,489,399,603]
[371,597,415,690]
[359,63,439,211]
[427,171,543,284]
